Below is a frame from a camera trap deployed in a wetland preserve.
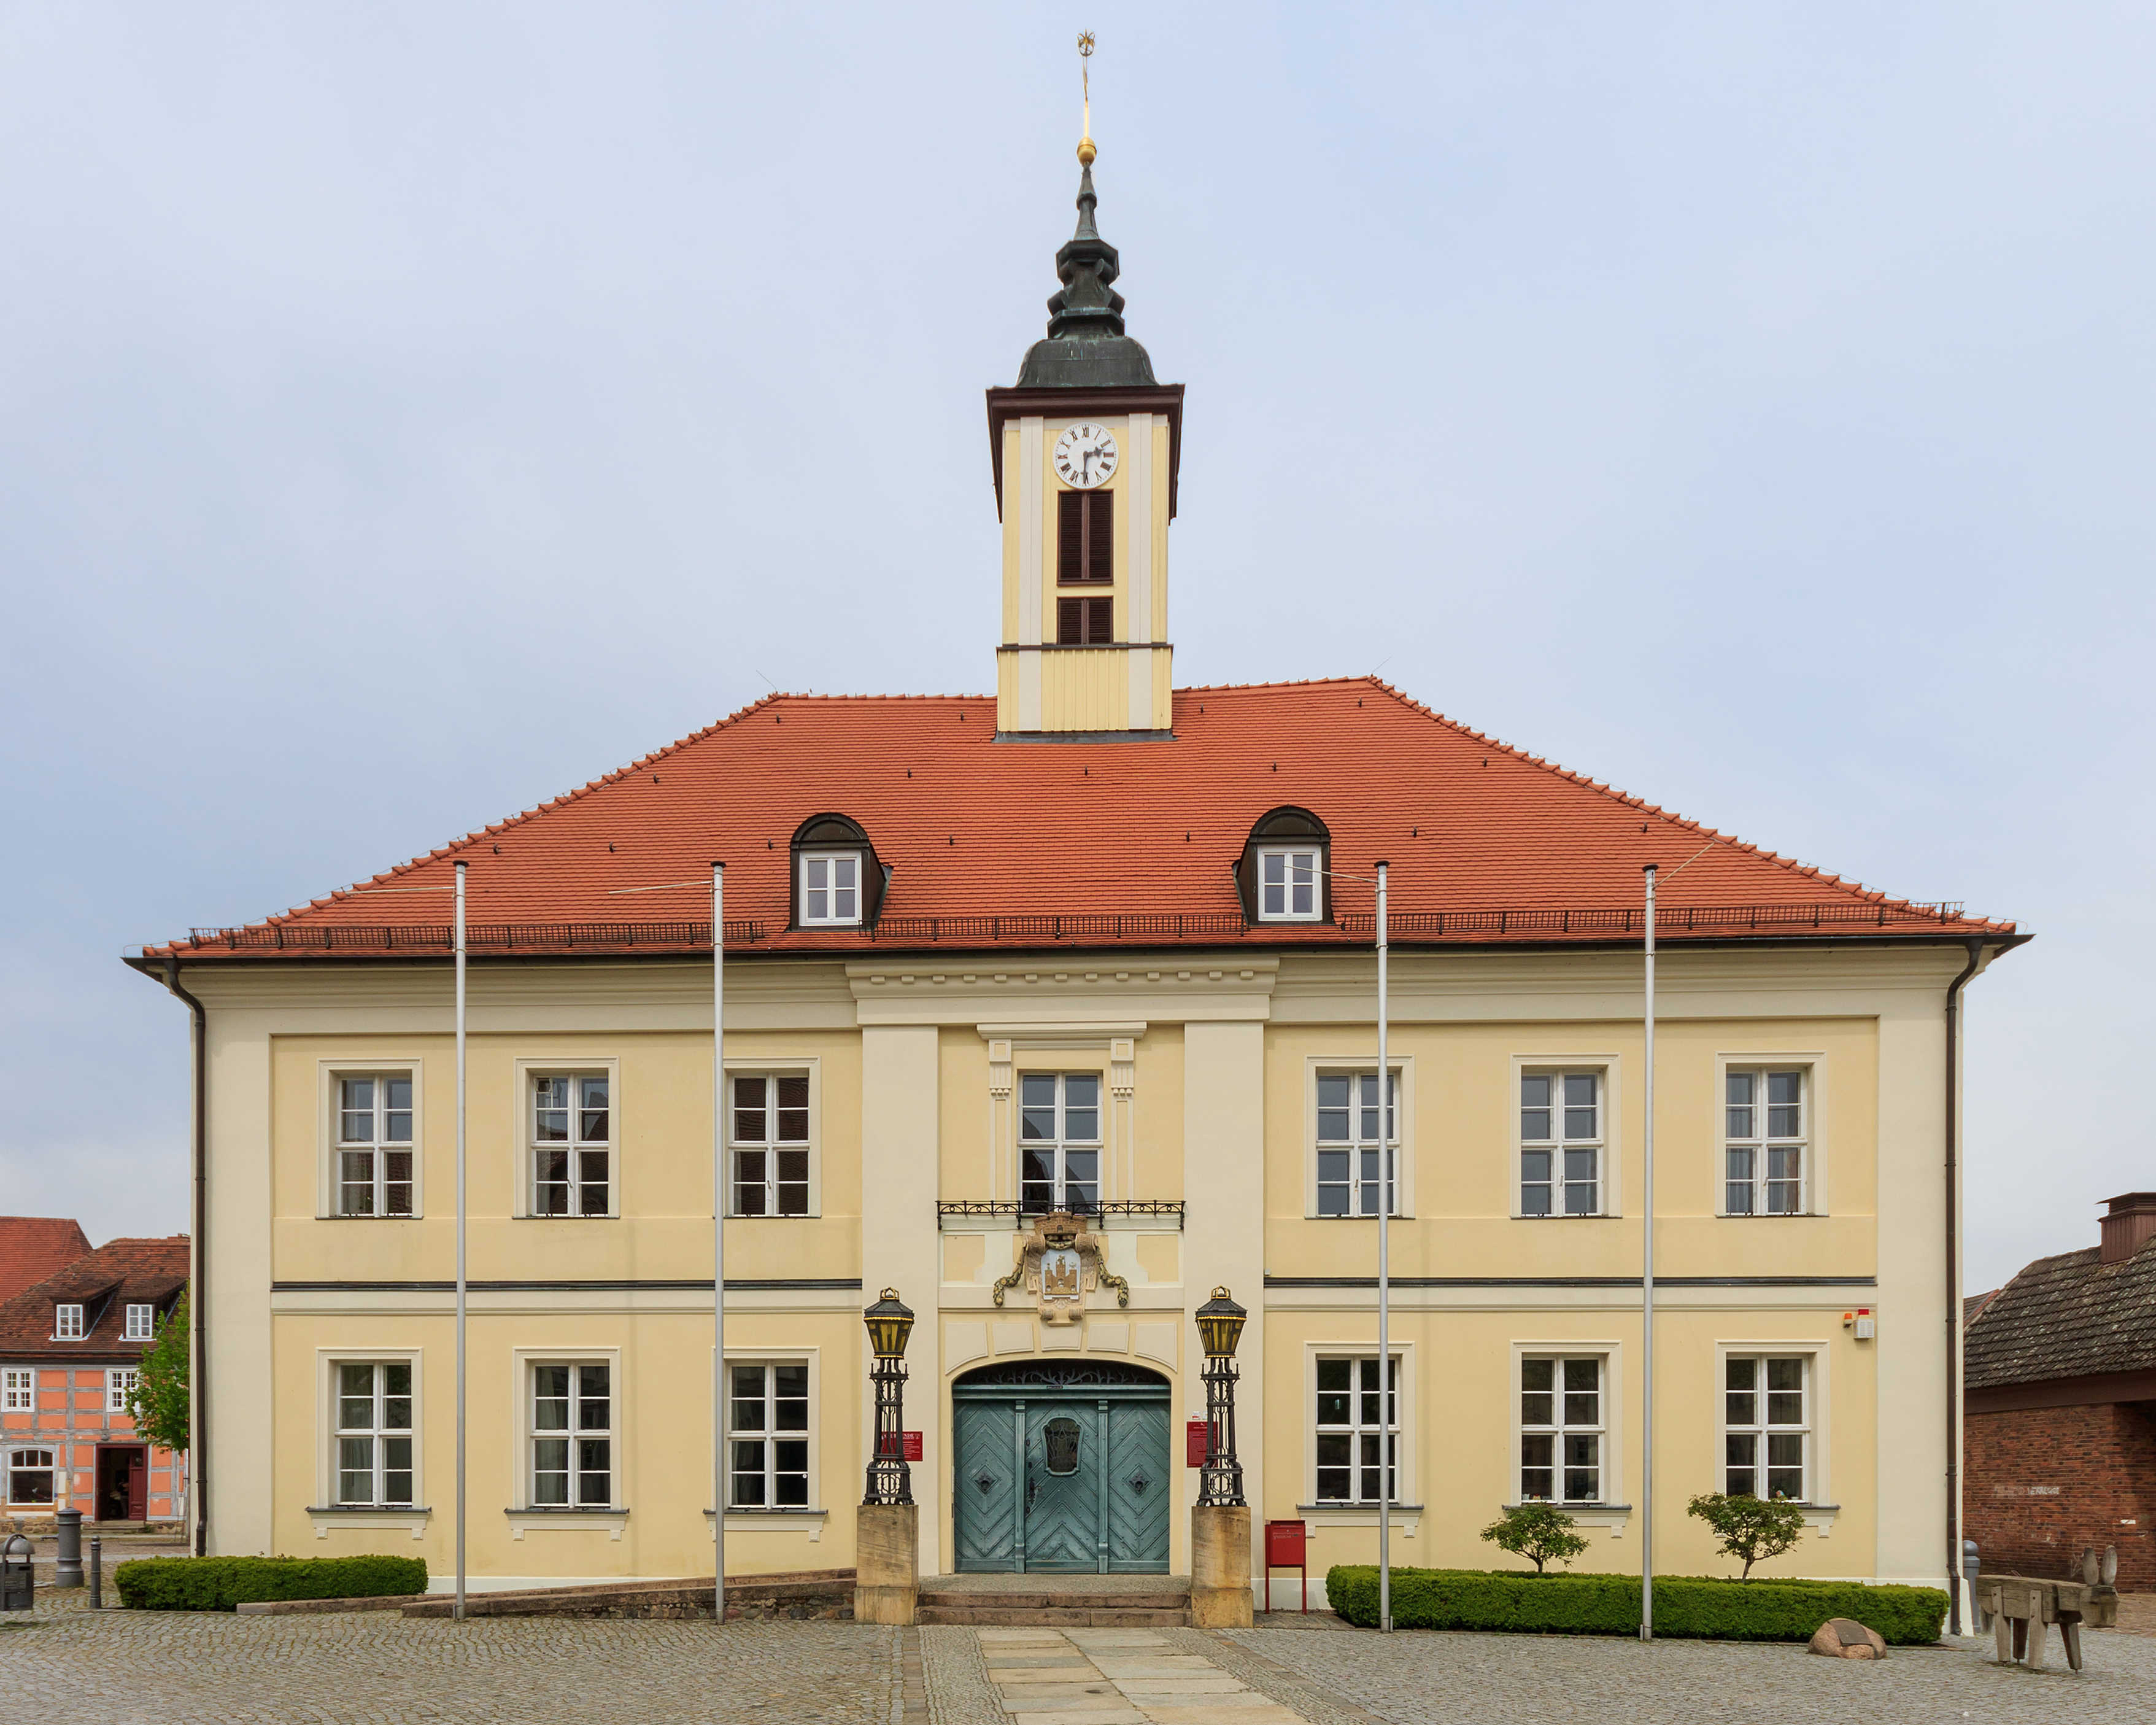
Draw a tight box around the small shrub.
[116,1554,428,1611]
[1324,1565,1945,1644]
[1685,1492,1805,1580]
[1478,1504,1589,1574]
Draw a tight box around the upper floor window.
[788,814,884,930]
[1520,1356,1604,1503]
[107,1367,141,1415]
[1238,807,1331,924]
[54,1304,84,1341]
[1314,1356,1398,1504]
[124,1304,156,1341]
[1520,1072,1602,1216]
[731,1074,809,1216]
[1724,1355,1808,1500]
[1725,1069,1806,1215]
[1,1368,33,1413]
[338,1073,415,1216]
[1314,1072,1400,1216]
[1057,487,1114,584]
[1057,595,1113,644]
[1257,848,1321,920]
[727,1362,810,1508]
[337,1361,414,1506]
[533,1073,611,1216]
[1020,1072,1100,1214]
[531,1362,612,1507]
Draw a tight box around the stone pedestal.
[854,1502,919,1625]
[1189,1503,1253,1627]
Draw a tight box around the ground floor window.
[1724,1355,1809,1499]
[1314,1355,1398,1503]
[336,1362,414,1505]
[6,1447,55,1505]
[727,1362,809,1507]
[1520,1355,1604,1503]
[532,1362,612,1506]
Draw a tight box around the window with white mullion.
[337,1073,415,1216]
[106,1368,141,1414]
[1256,845,1322,921]
[1314,1356,1399,1503]
[5,1447,56,1505]
[532,1074,611,1216]
[54,1304,84,1340]
[1724,1355,1809,1500]
[727,1363,810,1508]
[335,1361,414,1506]
[1520,1071,1602,1216]
[1,1368,33,1414]
[798,851,861,926]
[1019,1072,1100,1214]
[1725,1069,1806,1215]
[730,1075,810,1216]
[1315,1072,1400,1216]
[531,1363,612,1506]
[124,1304,155,1340]
[1519,1357,1604,1503]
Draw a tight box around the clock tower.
[988,139,1183,739]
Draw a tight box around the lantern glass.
[863,1287,915,1360]
[1196,1285,1246,1359]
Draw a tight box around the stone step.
[915,1603,1192,1627]
[918,1589,1188,1610]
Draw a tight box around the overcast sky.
[2,4,2149,1293]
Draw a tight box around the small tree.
[1686,1490,1804,1580]
[1479,1503,1590,1575]
[126,1289,190,1456]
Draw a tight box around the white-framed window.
[5,1447,56,1505]
[1520,1071,1603,1216]
[531,1362,613,1506]
[798,851,861,926]
[1724,1355,1809,1500]
[124,1303,156,1340]
[730,1074,810,1217]
[1314,1071,1400,1216]
[337,1073,415,1217]
[727,1362,810,1508]
[333,1361,415,1506]
[1255,845,1322,921]
[532,1072,612,1217]
[1,1368,33,1413]
[1019,1072,1101,1213]
[107,1368,141,1414]
[1313,1355,1399,1503]
[1725,1068,1806,1215]
[54,1304,84,1340]
[1520,1355,1605,1503]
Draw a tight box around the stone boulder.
[1807,1617,1888,1659]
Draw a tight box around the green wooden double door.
[952,1368,1171,1573]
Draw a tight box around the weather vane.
[1077,31,1096,166]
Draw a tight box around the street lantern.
[1195,1286,1247,1507]
[862,1288,916,1505]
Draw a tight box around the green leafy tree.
[1478,1502,1590,1574]
[125,1289,190,1456]
[1685,1490,1804,1580]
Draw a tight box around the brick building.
[0,1234,190,1529]
[1964,1192,2156,1589]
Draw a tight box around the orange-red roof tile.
[0,1235,188,1360]
[0,1217,93,1303]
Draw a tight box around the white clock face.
[1053,422,1119,490]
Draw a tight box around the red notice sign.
[902,1430,924,1462]
[1186,1420,1209,1469]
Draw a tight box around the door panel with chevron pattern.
[1105,1400,1171,1572]
[953,1379,1170,1573]
[953,1400,1019,1572]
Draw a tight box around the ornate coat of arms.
[992,1211,1130,1325]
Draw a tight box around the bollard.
[1965,1538,1983,1631]
[53,1508,84,1589]
[90,1536,102,1608]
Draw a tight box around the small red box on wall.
[1265,1520,1307,1565]
[902,1430,923,1462]
[1186,1420,1209,1468]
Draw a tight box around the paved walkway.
[975,1625,1307,1724]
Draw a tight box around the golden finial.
[1076,31,1097,166]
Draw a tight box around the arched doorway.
[951,1359,1172,1573]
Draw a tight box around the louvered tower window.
[1056,489,1113,584]
[1057,597,1114,644]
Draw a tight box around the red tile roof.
[144,678,2017,961]
[0,1236,188,1360]
[0,1217,93,1303]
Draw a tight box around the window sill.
[1306,1215,1412,1222]
[1510,1213,1616,1222]
[318,1214,422,1222]
[504,1507,629,1541]
[307,1506,431,1541]
[1715,1213,1823,1220]
[1297,1503,1424,1536]
[512,1214,622,1222]
[1503,1502,1633,1532]
[703,1506,829,1541]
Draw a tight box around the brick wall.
[2,1365,185,1527]
[1965,1400,2156,1589]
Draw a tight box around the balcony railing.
[936,1199,1184,1231]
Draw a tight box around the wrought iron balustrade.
[935,1198,1184,1230]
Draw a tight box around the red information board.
[1186,1420,1209,1468]
[901,1430,923,1462]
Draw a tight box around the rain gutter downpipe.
[1943,936,1985,1638]
[162,958,209,1558]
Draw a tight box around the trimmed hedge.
[116,1554,428,1612]
[1325,1566,1946,1645]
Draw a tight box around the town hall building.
[131,140,2024,1609]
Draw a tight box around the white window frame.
[511,1057,620,1219]
[1720,1349,1817,1503]
[512,1347,623,1512]
[1018,1069,1105,1214]
[123,1304,155,1341]
[4,1446,56,1506]
[54,1304,84,1341]
[724,1359,814,1510]
[1517,1068,1607,1217]
[1509,1055,1623,1219]
[1310,1351,1405,1506]
[316,1059,427,1220]
[1,1367,34,1413]
[315,1349,425,1512]
[1505,1343,1628,1521]
[106,1367,141,1414]
[1254,844,1323,921]
[1718,1058,1818,1217]
[1516,1354,1608,1504]
[797,850,863,926]
[727,1065,820,1218]
[1304,1057,1415,1218]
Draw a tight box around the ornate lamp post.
[1195,1286,1247,1506]
[862,1288,916,1506]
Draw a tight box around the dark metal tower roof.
[1015,161,1158,389]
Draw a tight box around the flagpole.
[712,861,726,1625]
[1375,860,1391,1634]
[1640,862,1656,1643]
[454,860,468,1623]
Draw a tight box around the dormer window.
[55,1304,85,1340]
[1238,807,1332,925]
[788,814,887,931]
[125,1304,156,1340]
